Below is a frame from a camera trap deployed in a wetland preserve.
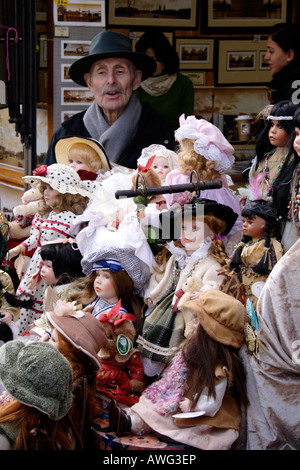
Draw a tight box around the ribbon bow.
[138,154,156,172]
[54,299,85,318]
[98,299,136,327]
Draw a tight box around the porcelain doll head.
[175,115,235,178]
[230,199,279,275]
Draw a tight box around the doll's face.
[268,120,289,148]
[43,184,60,209]
[242,215,266,239]
[293,127,300,156]
[68,156,91,172]
[152,156,170,183]
[181,218,214,255]
[40,259,58,285]
[94,270,119,303]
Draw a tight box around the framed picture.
[176,38,214,70]
[204,0,289,31]
[181,71,206,87]
[129,31,173,50]
[108,0,198,28]
[61,88,94,106]
[61,40,91,60]
[61,64,72,82]
[53,0,105,27]
[217,39,272,85]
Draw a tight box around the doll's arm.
[179,377,227,416]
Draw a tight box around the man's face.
[84,57,142,122]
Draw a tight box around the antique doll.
[8,164,94,333]
[109,290,248,451]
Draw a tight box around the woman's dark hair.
[255,100,298,167]
[40,242,83,285]
[269,23,300,63]
[270,107,300,219]
[135,30,179,75]
[230,199,279,275]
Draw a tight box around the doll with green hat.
[0,341,73,449]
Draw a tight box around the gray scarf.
[83,94,142,163]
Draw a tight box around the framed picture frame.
[61,40,91,60]
[181,71,206,87]
[217,39,272,85]
[61,88,94,106]
[203,0,289,32]
[176,38,214,70]
[53,0,105,28]
[61,64,72,82]
[108,0,198,28]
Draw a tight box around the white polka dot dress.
[16,210,78,334]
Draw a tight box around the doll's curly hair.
[37,182,89,216]
[177,138,221,181]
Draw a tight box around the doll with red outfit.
[96,299,145,407]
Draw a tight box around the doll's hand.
[146,297,154,308]
[179,397,192,413]
[0,310,13,325]
[8,246,21,259]
[26,275,40,290]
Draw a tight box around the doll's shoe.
[109,399,131,435]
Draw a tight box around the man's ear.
[84,73,92,89]
[287,49,295,62]
[133,70,142,91]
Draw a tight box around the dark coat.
[45,103,176,169]
[268,61,300,104]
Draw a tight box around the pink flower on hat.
[175,114,235,174]
[32,164,48,177]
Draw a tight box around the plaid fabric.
[137,292,185,363]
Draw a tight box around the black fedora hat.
[69,31,156,87]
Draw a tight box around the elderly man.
[45,31,176,169]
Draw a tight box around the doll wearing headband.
[247,101,298,199]
[8,164,94,334]
[228,199,283,316]
[109,290,248,451]
[165,115,243,243]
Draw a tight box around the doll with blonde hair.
[8,164,95,334]
[54,136,111,180]
[165,115,243,244]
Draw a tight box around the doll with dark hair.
[271,107,300,251]
[247,100,298,199]
[229,199,283,312]
[28,239,84,339]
